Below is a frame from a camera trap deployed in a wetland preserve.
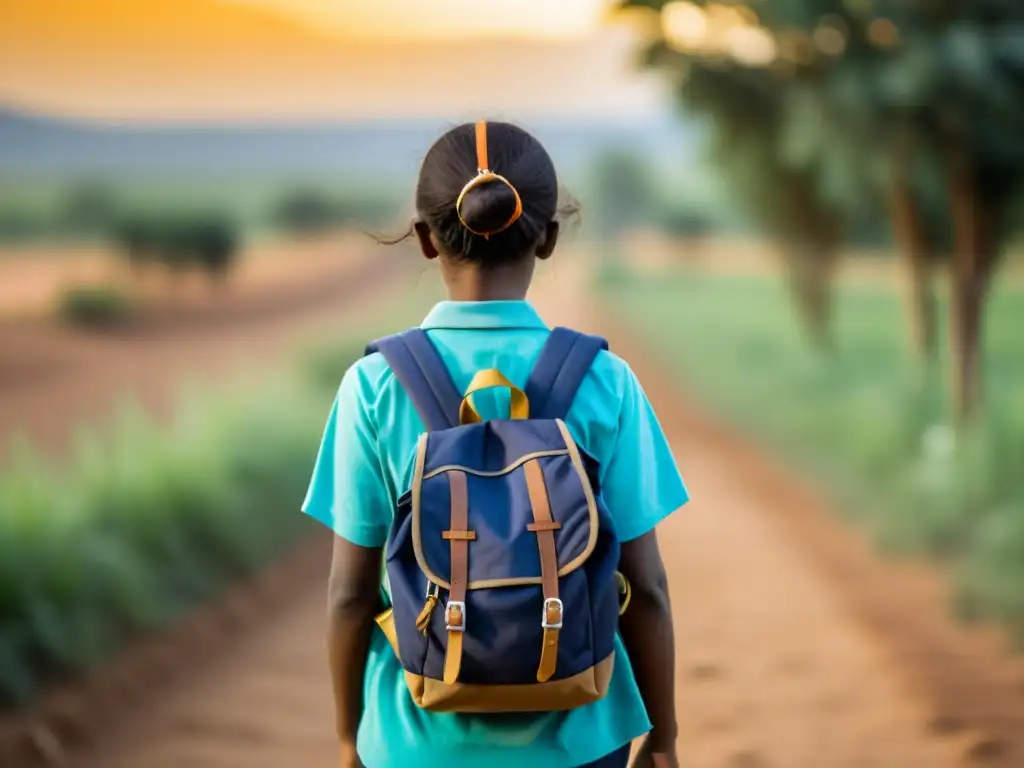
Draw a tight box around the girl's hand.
[633,753,678,768]
[633,738,679,768]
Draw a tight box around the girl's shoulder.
[582,347,641,404]
[342,349,402,393]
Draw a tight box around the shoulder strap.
[365,329,462,431]
[524,327,609,420]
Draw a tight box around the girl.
[303,120,687,768]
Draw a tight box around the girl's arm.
[618,529,678,767]
[327,535,383,766]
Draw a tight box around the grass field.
[605,265,1024,641]
[0,176,407,246]
[0,268,439,708]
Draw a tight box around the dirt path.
[60,258,1024,768]
[0,242,417,454]
[73,573,339,768]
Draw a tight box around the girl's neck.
[441,260,533,302]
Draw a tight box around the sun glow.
[231,0,611,40]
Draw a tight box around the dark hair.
[415,121,562,266]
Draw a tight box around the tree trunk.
[787,243,838,354]
[946,141,998,423]
[887,147,938,367]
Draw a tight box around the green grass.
[0,358,349,708]
[0,176,406,245]
[605,266,1024,642]
[57,284,134,327]
[0,275,441,708]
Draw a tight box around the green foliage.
[607,268,1024,637]
[620,0,1024,416]
[271,187,340,234]
[588,150,658,237]
[621,0,1024,251]
[111,211,241,281]
[57,284,133,328]
[0,177,403,246]
[56,182,120,237]
[0,351,356,707]
[301,342,368,394]
[269,187,400,235]
[0,182,121,243]
[0,206,50,244]
[655,204,717,238]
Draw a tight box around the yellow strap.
[459,368,530,425]
[615,571,632,616]
[443,629,464,684]
[375,608,399,655]
[539,624,560,683]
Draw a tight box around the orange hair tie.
[455,120,524,239]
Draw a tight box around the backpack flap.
[411,420,598,589]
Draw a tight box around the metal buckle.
[425,581,440,600]
[445,600,466,632]
[542,597,564,630]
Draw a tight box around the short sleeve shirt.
[303,301,689,768]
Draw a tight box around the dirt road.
[53,260,1024,767]
[0,241,418,453]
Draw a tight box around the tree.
[270,187,339,235]
[189,216,240,283]
[589,149,657,239]
[631,24,846,351]
[618,0,1024,418]
[779,1,1024,417]
[109,211,241,286]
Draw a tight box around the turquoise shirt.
[303,301,689,768]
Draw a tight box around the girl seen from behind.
[303,120,688,768]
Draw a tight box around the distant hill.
[0,107,703,185]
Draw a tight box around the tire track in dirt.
[52,257,1024,768]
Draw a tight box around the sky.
[0,0,671,123]
[233,0,610,40]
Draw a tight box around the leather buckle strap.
[542,597,564,629]
[445,601,466,631]
[443,471,470,685]
[524,459,561,683]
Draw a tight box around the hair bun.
[457,177,521,238]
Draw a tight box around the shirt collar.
[420,301,548,331]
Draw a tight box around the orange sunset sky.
[0,0,670,123]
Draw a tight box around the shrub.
[656,206,717,239]
[0,365,344,707]
[110,211,241,282]
[270,188,339,235]
[187,216,240,279]
[57,285,133,328]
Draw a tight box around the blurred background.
[2,1,1024,766]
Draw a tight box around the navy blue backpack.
[367,327,626,714]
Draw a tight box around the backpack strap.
[365,329,462,431]
[524,327,609,420]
